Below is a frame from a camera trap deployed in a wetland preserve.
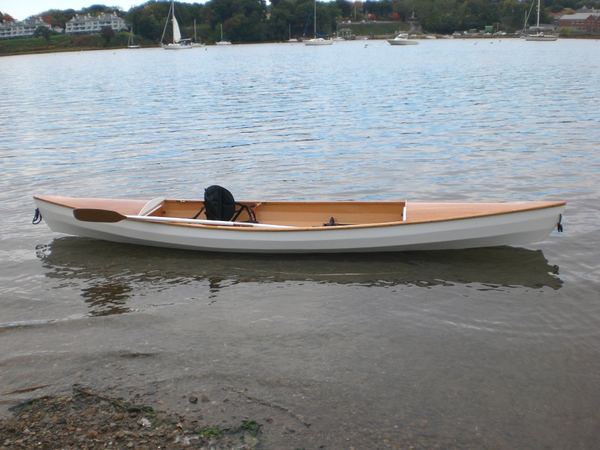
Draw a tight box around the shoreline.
[1,35,598,57]
[0,384,265,449]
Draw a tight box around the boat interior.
[145,199,407,227]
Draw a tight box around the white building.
[0,17,51,39]
[65,12,127,34]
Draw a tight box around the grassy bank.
[0,33,154,56]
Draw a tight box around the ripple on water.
[0,40,599,363]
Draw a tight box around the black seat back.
[204,185,236,221]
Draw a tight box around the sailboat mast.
[171,0,175,43]
[314,0,317,38]
[536,0,541,28]
[160,0,171,44]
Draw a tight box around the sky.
[0,1,146,20]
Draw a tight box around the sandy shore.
[0,385,286,449]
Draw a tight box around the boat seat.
[191,186,257,223]
[139,197,166,216]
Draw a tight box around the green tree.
[100,26,115,45]
[33,25,52,43]
[415,0,462,34]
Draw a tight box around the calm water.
[1,40,600,448]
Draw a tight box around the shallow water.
[1,40,599,448]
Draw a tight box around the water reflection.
[80,282,132,316]
[36,238,562,316]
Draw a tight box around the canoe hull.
[34,198,564,253]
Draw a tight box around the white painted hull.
[525,35,558,41]
[304,39,333,46]
[34,198,564,254]
[162,43,193,50]
[387,39,418,45]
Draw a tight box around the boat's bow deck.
[404,201,566,224]
[34,195,148,215]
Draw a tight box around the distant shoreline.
[1,35,598,57]
[0,44,157,57]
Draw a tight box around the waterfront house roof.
[560,12,600,20]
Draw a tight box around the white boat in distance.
[387,33,418,45]
[161,0,193,49]
[127,27,140,48]
[288,24,299,42]
[525,0,558,41]
[304,0,333,45]
[33,194,565,254]
[305,38,333,46]
[216,24,232,45]
[191,19,205,47]
[526,32,558,41]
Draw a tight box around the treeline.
[9,0,600,42]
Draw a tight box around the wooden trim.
[34,195,566,233]
[126,201,566,232]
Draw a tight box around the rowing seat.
[192,185,256,222]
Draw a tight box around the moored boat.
[304,0,333,45]
[304,37,333,46]
[524,0,558,41]
[161,0,193,49]
[525,32,558,41]
[387,33,419,45]
[127,27,140,48]
[33,191,565,254]
[215,24,232,45]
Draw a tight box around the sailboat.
[127,27,140,48]
[216,24,232,45]
[161,0,193,49]
[304,0,333,45]
[191,19,205,47]
[288,24,298,42]
[525,0,558,41]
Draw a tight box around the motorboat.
[387,33,418,45]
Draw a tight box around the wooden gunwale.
[34,195,566,233]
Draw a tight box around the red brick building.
[559,12,600,34]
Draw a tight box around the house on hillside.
[0,16,51,39]
[65,12,127,34]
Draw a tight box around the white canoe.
[33,195,565,254]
